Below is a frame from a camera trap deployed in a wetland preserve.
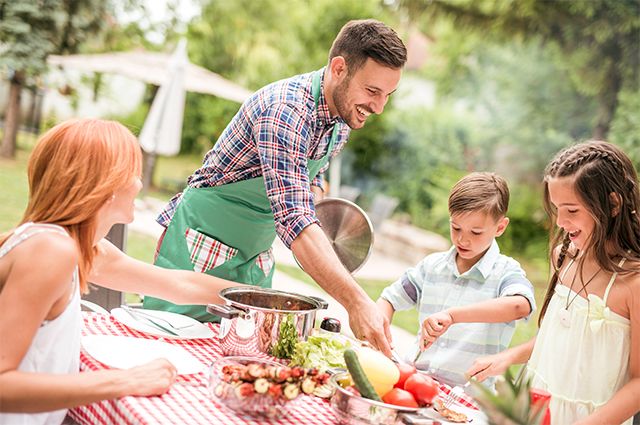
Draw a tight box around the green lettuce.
[289,333,351,372]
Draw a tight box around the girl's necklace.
[557,265,602,328]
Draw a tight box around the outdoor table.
[69,312,480,425]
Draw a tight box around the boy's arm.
[447,295,531,324]
[421,295,531,350]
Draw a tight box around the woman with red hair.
[0,118,240,424]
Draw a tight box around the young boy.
[377,172,536,387]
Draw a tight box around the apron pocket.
[184,227,238,273]
[255,248,274,276]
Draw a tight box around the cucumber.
[344,349,382,401]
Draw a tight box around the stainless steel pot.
[329,372,441,425]
[207,287,328,357]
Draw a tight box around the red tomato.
[404,373,439,405]
[394,363,417,389]
[382,388,419,408]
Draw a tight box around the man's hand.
[349,298,392,356]
[420,311,453,350]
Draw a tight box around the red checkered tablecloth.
[69,313,478,424]
[69,313,339,425]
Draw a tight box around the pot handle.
[308,296,329,310]
[206,304,249,320]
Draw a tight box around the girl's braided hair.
[538,141,640,325]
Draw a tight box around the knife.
[120,305,179,336]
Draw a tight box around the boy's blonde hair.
[448,172,510,220]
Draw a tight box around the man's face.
[331,58,401,129]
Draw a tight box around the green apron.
[144,70,339,322]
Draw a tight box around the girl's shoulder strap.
[603,257,628,303]
[0,222,69,258]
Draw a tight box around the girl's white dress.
[0,223,81,425]
[528,258,632,424]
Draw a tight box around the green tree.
[401,0,640,140]
[0,0,112,158]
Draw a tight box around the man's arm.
[291,223,392,355]
[376,298,395,324]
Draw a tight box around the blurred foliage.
[21,0,637,267]
[401,0,640,140]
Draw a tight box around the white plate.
[111,307,215,339]
[82,335,205,375]
[419,403,487,425]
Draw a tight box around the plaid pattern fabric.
[381,240,536,388]
[157,68,350,248]
[255,249,274,276]
[185,228,237,273]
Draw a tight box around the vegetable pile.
[289,333,351,372]
[343,348,440,409]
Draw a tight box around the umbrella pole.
[142,149,157,193]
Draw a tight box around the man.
[145,19,407,355]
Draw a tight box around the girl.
[467,141,640,424]
[0,119,242,424]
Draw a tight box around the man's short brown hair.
[329,19,407,73]
[448,172,510,220]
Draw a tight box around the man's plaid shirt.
[157,68,350,247]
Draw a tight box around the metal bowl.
[208,356,303,420]
[296,197,374,274]
[329,372,439,425]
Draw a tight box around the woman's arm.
[89,239,242,305]
[0,234,177,412]
[0,360,175,412]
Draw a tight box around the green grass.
[0,150,29,231]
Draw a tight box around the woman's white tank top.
[0,223,82,425]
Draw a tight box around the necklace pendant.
[558,308,571,328]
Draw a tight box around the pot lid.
[298,197,374,274]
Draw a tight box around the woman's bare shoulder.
[8,231,79,277]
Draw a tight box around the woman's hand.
[126,359,178,397]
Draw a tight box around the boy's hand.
[420,311,453,350]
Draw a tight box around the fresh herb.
[271,314,298,359]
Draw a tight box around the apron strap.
[311,70,340,158]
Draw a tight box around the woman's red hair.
[1,118,142,292]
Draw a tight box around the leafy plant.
[472,368,548,425]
